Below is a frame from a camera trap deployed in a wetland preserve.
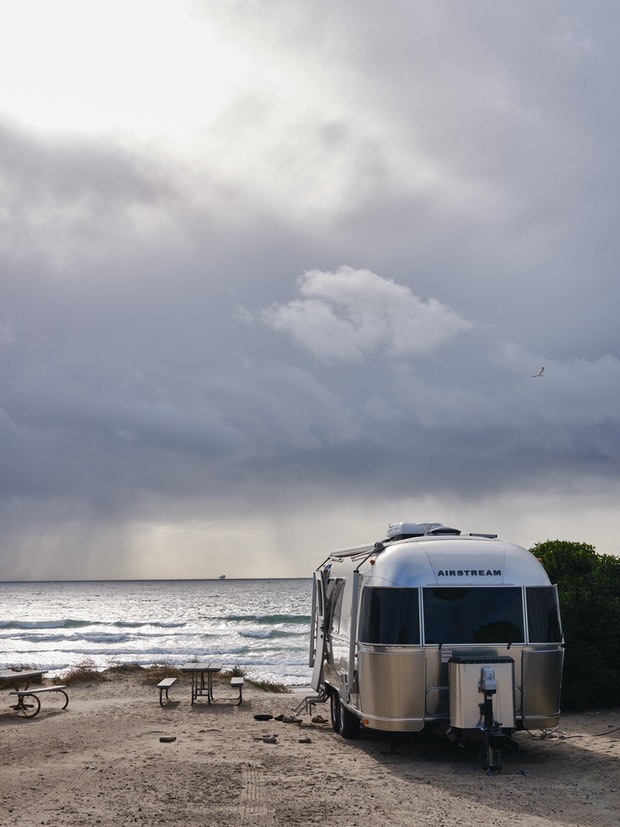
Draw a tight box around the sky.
[1,1,619,580]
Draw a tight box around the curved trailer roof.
[328,532,552,588]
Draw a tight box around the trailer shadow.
[331,720,620,826]
[353,724,541,770]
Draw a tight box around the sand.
[1,672,618,827]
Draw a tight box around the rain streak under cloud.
[1,1,619,580]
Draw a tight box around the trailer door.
[310,570,327,691]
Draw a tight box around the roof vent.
[386,522,461,540]
[427,525,461,536]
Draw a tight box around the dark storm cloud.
[1,2,620,578]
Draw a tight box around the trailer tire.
[339,703,360,740]
[330,690,341,733]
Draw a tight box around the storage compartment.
[448,657,515,730]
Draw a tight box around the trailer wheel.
[330,690,341,733]
[339,703,360,740]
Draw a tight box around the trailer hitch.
[479,666,506,772]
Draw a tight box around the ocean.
[0,578,313,686]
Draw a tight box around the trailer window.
[326,578,345,635]
[423,587,524,645]
[526,586,562,642]
[358,587,420,645]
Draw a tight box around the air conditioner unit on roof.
[386,522,461,540]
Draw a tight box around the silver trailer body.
[309,522,563,757]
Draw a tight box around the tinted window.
[423,587,524,645]
[326,578,345,634]
[526,586,562,642]
[358,587,420,645]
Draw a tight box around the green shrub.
[531,540,620,710]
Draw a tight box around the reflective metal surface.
[448,658,515,729]
[357,647,426,731]
[312,525,564,736]
[521,647,564,729]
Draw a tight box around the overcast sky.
[1,1,619,580]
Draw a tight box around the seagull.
[533,366,544,378]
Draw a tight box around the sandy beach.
[1,671,618,827]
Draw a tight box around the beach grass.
[44,660,289,693]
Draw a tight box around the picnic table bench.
[9,685,69,718]
[230,676,244,705]
[157,677,177,706]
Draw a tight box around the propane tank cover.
[480,666,497,694]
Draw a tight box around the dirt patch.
[1,675,618,826]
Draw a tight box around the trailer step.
[293,690,328,717]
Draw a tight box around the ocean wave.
[112,621,187,629]
[0,578,313,685]
[218,614,311,625]
[0,619,187,632]
[0,619,92,630]
[239,628,306,640]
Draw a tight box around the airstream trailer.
[306,521,564,769]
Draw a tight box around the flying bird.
[533,366,544,378]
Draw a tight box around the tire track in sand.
[239,762,276,827]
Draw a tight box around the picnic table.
[0,669,69,717]
[180,662,222,705]
[0,669,46,697]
